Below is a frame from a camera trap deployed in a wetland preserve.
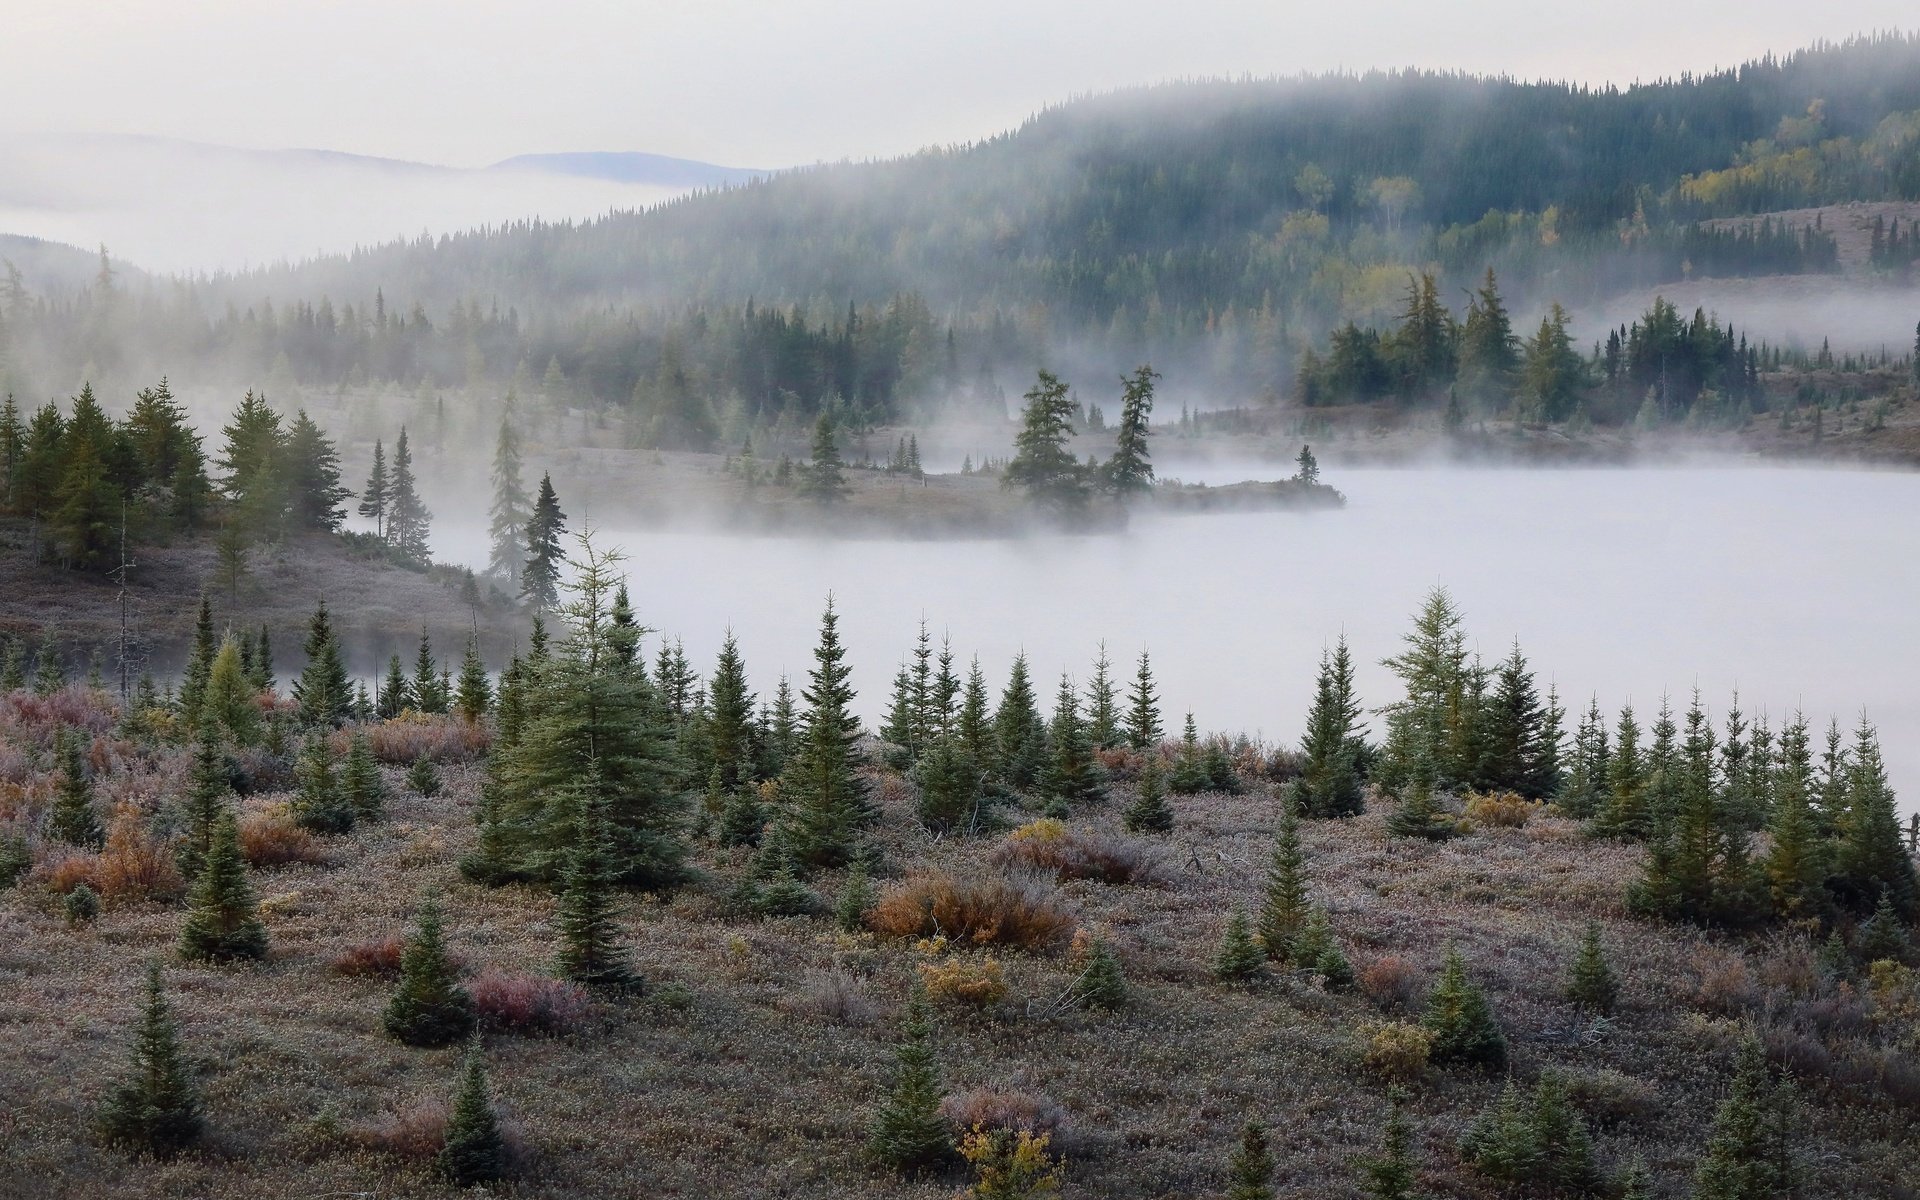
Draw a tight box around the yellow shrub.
[1009,818,1067,843]
[919,956,1008,1007]
[1464,791,1539,829]
[1360,1020,1433,1082]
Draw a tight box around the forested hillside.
[3,34,1919,431]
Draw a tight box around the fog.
[1572,274,1920,355]
[0,135,723,274]
[425,464,1920,813]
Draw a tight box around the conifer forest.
[2,11,1920,1200]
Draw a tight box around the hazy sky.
[3,1,1914,167]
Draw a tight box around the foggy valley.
[1,8,1919,1200]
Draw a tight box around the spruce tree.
[1075,937,1127,1010]
[866,983,951,1174]
[1226,1119,1275,1200]
[1169,713,1210,794]
[486,414,531,587]
[0,637,25,691]
[1257,793,1307,958]
[555,787,637,991]
[1292,907,1354,988]
[1362,1094,1421,1200]
[1214,910,1268,983]
[778,599,869,870]
[1835,716,1916,918]
[835,861,875,932]
[1386,752,1455,841]
[342,730,386,822]
[800,411,848,504]
[97,961,202,1157]
[1565,921,1619,1015]
[407,754,443,798]
[455,635,492,722]
[32,631,65,694]
[379,653,411,717]
[282,410,352,531]
[1763,714,1827,920]
[1591,705,1648,839]
[175,724,230,879]
[1379,586,1471,789]
[1854,892,1912,965]
[385,427,433,564]
[1693,1038,1796,1200]
[994,653,1048,791]
[357,437,388,538]
[1125,650,1162,749]
[957,659,994,769]
[916,734,984,834]
[1122,755,1173,833]
[200,634,260,745]
[292,600,351,726]
[1529,1072,1601,1193]
[411,629,448,714]
[708,633,756,791]
[1459,1081,1537,1185]
[521,472,567,610]
[437,1043,507,1186]
[292,728,353,834]
[178,597,216,722]
[1041,672,1103,808]
[177,810,267,962]
[1104,365,1157,498]
[1003,370,1088,513]
[1422,946,1506,1069]
[1085,643,1122,748]
[383,895,475,1046]
[1298,638,1365,817]
[48,730,104,847]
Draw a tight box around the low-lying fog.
[430,463,1920,812]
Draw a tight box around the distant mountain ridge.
[490,151,767,189]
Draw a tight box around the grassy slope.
[0,737,1913,1199]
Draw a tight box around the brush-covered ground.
[1,692,1917,1199]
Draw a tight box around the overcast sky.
[4,1,1914,167]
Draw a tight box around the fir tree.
[1104,364,1157,497]
[1169,713,1210,794]
[1530,1073,1602,1193]
[1459,1081,1537,1185]
[411,629,447,714]
[718,779,767,847]
[1126,650,1163,749]
[175,724,229,879]
[1854,891,1913,965]
[916,734,984,833]
[0,637,26,691]
[383,895,475,1046]
[1226,1119,1275,1200]
[379,653,411,717]
[357,438,388,538]
[957,658,994,769]
[1122,755,1173,833]
[291,600,351,726]
[437,1043,506,1186]
[407,754,443,798]
[96,961,202,1157]
[1214,910,1268,983]
[1834,716,1916,918]
[385,426,433,564]
[1362,1094,1421,1200]
[1003,370,1089,513]
[486,414,531,587]
[248,624,274,692]
[1422,946,1506,1069]
[342,731,386,822]
[1565,921,1619,1015]
[1075,937,1127,1009]
[1298,638,1365,817]
[708,633,756,791]
[1379,586,1471,789]
[521,472,567,610]
[1084,643,1122,748]
[1763,714,1826,920]
[48,730,104,847]
[555,786,638,991]
[31,630,65,695]
[1692,1038,1797,1200]
[1292,906,1354,988]
[835,861,875,932]
[282,410,352,531]
[1386,752,1455,841]
[177,810,267,962]
[781,599,869,869]
[1257,792,1308,958]
[200,635,259,745]
[866,983,951,1173]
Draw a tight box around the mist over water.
[433,465,1920,812]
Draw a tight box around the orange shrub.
[1357,954,1426,1012]
[239,810,327,867]
[364,714,489,765]
[1693,950,1760,1014]
[1464,791,1540,828]
[992,821,1165,885]
[919,956,1008,1007]
[34,849,100,896]
[93,805,184,902]
[868,871,1074,951]
[329,935,408,977]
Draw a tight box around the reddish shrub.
[93,805,184,902]
[365,715,489,765]
[938,1087,1070,1142]
[239,810,327,867]
[1357,954,1425,1012]
[349,1097,450,1161]
[329,935,408,977]
[991,820,1166,885]
[469,967,591,1035]
[868,871,1074,951]
[33,849,100,896]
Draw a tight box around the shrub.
[868,872,1074,951]
[959,1126,1063,1200]
[406,754,443,798]
[1464,790,1539,828]
[992,820,1165,885]
[238,810,327,867]
[365,714,489,765]
[920,957,1009,1008]
[1360,1021,1433,1083]
[1358,955,1426,1012]
[350,1097,449,1161]
[329,936,408,977]
[1559,1068,1660,1129]
[94,805,184,903]
[940,1088,1070,1141]
[1692,950,1759,1014]
[779,968,880,1025]
[35,850,100,896]
[469,968,591,1036]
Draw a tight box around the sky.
[3,1,1916,168]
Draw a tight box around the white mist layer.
[429,465,1920,812]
